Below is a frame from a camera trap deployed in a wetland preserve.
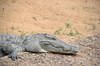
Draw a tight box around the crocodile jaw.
[40,40,79,54]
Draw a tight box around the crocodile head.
[40,33,79,54]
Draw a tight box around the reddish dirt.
[0,0,100,42]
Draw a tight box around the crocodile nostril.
[74,48,79,53]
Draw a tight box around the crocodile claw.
[8,49,18,61]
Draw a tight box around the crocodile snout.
[71,46,79,53]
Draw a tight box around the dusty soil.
[0,0,100,42]
[0,34,100,66]
[0,0,100,66]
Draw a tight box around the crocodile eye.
[51,38,56,40]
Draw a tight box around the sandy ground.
[0,0,100,66]
[0,0,100,42]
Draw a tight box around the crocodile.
[0,33,79,61]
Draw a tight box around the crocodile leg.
[2,44,18,61]
[0,41,18,61]
[0,50,4,57]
